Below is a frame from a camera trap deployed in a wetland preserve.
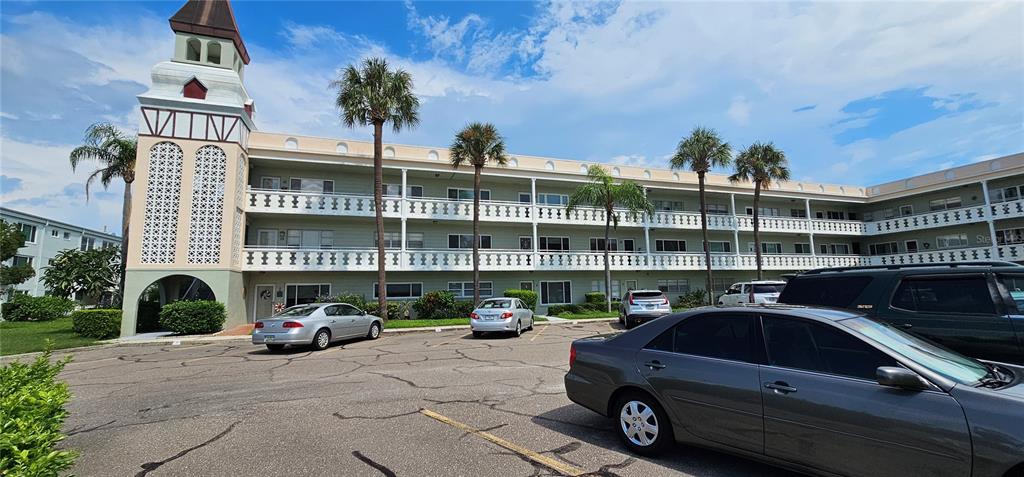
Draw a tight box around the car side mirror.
[876,366,928,391]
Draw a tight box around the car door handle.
[644,360,666,370]
[330,320,336,323]
[764,381,797,394]
[898,323,913,330]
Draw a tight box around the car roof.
[797,261,1024,276]
[482,297,512,301]
[733,280,786,285]
[629,289,665,294]
[710,304,863,322]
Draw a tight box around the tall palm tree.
[567,165,653,312]
[69,122,138,305]
[332,57,420,319]
[670,127,732,305]
[730,142,791,280]
[449,123,509,304]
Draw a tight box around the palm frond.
[69,123,137,199]
[332,57,420,132]
[449,122,508,170]
[731,142,791,188]
[671,126,733,174]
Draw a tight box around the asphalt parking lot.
[46,320,796,476]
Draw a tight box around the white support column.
[642,187,652,268]
[400,168,408,270]
[806,198,817,257]
[531,178,539,268]
[730,193,740,256]
[981,180,999,260]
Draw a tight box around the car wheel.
[265,344,285,352]
[615,392,673,456]
[512,320,522,337]
[526,318,534,331]
[624,317,635,329]
[472,331,484,338]
[367,321,382,340]
[311,328,331,351]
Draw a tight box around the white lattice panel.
[140,142,184,264]
[187,145,227,264]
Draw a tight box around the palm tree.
[332,57,420,320]
[567,165,653,312]
[69,123,137,305]
[730,142,791,280]
[449,123,509,305]
[670,127,732,305]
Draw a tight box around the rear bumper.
[565,371,610,416]
[471,319,516,332]
[625,312,671,324]
[252,329,314,345]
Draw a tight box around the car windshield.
[752,284,785,294]
[842,317,989,385]
[275,305,320,317]
[479,300,511,309]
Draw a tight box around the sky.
[1,1,1022,233]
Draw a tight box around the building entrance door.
[254,285,275,322]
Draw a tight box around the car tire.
[624,317,635,329]
[265,344,285,351]
[526,318,534,331]
[472,331,483,338]
[512,320,522,337]
[367,321,382,340]
[311,328,331,351]
[614,392,674,457]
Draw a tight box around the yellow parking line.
[529,325,549,342]
[419,409,584,476]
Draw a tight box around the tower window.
[186,38,201,61]
[183,78,208,100]
[207,42,221,65]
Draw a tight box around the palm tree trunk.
[472,166,482,305]
[373,121,388,320]
[753,182,763,281]
[698,173,714,305]
[604,202,612,313]
[117,179,132,307]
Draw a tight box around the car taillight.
[661,296,669,305]
[282,321,303,328]
[569,344,577,368]
[470,312,480,320]
[629,295,636,305]
[254,322,264,329]
[501,311,513,319]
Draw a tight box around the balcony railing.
[243,189,1024,237]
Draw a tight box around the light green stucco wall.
[120,268,246,337]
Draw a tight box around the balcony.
[867,198,1024,234]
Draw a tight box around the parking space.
[51,321,795,476]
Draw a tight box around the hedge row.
[71,309,122,339]
[1,295,75,322]
[159,300,225,334]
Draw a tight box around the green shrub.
[503,289,537,310]
[452,300,475,318]
[676,289,709,309]
[1,295,75,322]
[320,293,367,310]
[365,301,405,320]
[584,292,606,305]
[136,301,162,333]
[158,300,225,334]
[546,304,583,316]
[412,290,458,320]
[71,309,122,339]
[0,351,77,475]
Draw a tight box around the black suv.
[778,261,1024,364]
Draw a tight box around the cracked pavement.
[29,321,796,476]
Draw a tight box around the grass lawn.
[553,311,619,320]
[384,316,548,329]
[0,318,100,356]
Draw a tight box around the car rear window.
[479,300,511,309]
[778,276,873,308]
[752,284,785,294]
[633,292,664,299]
[891,276,995,314]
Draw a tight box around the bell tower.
[120,0,254,336]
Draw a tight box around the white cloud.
[727,96,752,126]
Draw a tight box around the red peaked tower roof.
[169,0,250,64]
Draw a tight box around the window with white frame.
[518,193,531,203]
[285,284,331,307]
[899,205,914,216]
[256,229,278,246]
[997,228,1024,245]
[936,233,969,249]
[63,231,71,240]
[383,183,424,197]
[929,197,962,211]
[19,224,36,243]
[80,236,95,251]
[590,238,619,252]
[988,185,1022,203]
[624,280,638,292]
[447,188,490,201]
[746,207,780,216]
[654,200,684,211]
[537,193,568,205]
[704,241,732,253]
[869,242,899,255]
[818,243,851,255]
[657,279,689,294]
[826,211,846,220]
[373,282,423,299]
[11,255,33,267]
[711,278,732,293]
[622,239,635,251]
[591,280,622,300]
[905,240,919,253]
[449,281,493,298]
[289,177,334,193]
[655,239,686,252]
[794,243,812,254]
[259,176,281,189]
[448,234,491,249]
[50,229,59,238]
[539,236,569,251]
[748,242,783,254]
[706,204,729,215]
[286,230,333,248]
[519,281,533,291]
[790,209,807,218]
[540,281,571,305]
[519,236,532,250]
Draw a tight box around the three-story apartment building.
[117,0,1024,336]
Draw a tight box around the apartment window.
[790,209,807,218]
[862,212,874,221]
[373,282,423,299]
[540,281,571,305]
[285,284,331,307]
[11,255,33,267]
[256,229,278,246]
[260,176,281,189]
[706,204,729,215]
[519,281,533,291]
[591,280,622,300]
[869,242,899,256]
[705,241,732,253]
[447,188,490,201]
[748,242,783,254]
[826,211,846,220]
[286,230,333,248]
[929,197,962,211]
[63,231,71,240]
[657,279,689,294]
[624,280,638,292]
[654,200,684,211]
[384,184,424,197]
[590,238,618,252]
[794,243,812,254]
[375,232,401,249]
[19,224,36,243]
[519,236,532,250]
[448,234,491,249]
[289,178,334,194]
[989,185,1021,203]
[996,228,1024,245]
[905,240,919,253]
[746,207,780,216]
[102,241,116,250]
[899,205,914,216]
[655,240,687,252]
[50,229,59,238]
[711,278,733,293]
[518,193,531,203]
[880,208,896,220]
[622,239,635,251]
[936,233,968,249]
[819,243,851,255]
[80,236,95,251]
[539,237,569,251]
[537,193,568,205]
[449,281,493,298]
[406,233,424,249]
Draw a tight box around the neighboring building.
[0,207,121,298]
[118,0,1024,336]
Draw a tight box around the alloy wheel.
[619,400,659,447]
[316,331,329,349]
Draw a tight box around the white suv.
[718,281,786,306]
[618,290,672,329]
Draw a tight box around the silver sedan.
[470,297,534,337]
[252,302,383,351]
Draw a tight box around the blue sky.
[1,1,1022,232]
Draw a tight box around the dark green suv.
[778,261,1024,364]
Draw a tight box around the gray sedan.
[565,306,1024,477]
[253,303,383,351]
